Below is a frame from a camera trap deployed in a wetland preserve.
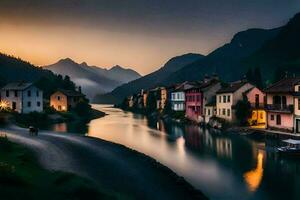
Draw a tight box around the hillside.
[243,12,300,82]
[44,58,141,99]
[161,28,281,86]
[0,53,77,98]
[94,53,204,103]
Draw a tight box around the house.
[294,81,300,134]
[264,77,300,132]
[245,87,267,128]
[204,98,216,124]
[216,80,254,122]
[170,82,193,112]
[50,89,85,111]
[151,87,167,110]
[0,82,43,113]
[185,77,221,122]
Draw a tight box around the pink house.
[185,83,202,122]
[185,77,221,122]
[244,87,266,128]
[265,78,300,132]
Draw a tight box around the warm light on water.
[243,151,264,192]
[49,105,300,200]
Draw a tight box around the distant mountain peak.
[58,57,77,65]
[80,62,88,67]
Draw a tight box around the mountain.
[0,53,77,98]
[161,28,281,86]
[243,12,300,82]
[94,53,204,103]
[44,58,141,99]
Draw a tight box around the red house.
[185,77,221,122]
[185,83,202,122]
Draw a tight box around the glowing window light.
[0,100,9,110]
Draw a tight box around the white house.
[0,82,43,113]
[216,80,254,122]
[294,81,300,134]
[170,82,194,111]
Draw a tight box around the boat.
[277,139,300,156]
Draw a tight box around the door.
[296,119,300,133]
[12,102,16,111]
[255,94,259,108]
[276,115,281,125]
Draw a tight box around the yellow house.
[50,89,84,111]
[245,87,266,128]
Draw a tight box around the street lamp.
[0,100,8,110]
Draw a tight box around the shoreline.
[1,126,208,200]
[84,134,208,200]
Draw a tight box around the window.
[57,96,61,101]
[270,115,274,120]
[298,98,300,110]
[6,90,9,97]
[223,95,226,103]
[219,109,221,115]
[222,109,226,115]
[37,101,41,107]
[227,95,231,103]
[14,90,18,97]
[227,109,230,117]
[208,109,211,116]
[260,112,263,119]
[27,101,31,107]
[196,95,200,101]
[27,90,31,97]
[36,91,39,97]
[219,96,221,103]
[172,93,175,100]
[204,108,206,115]
[298,86,300,92]
[58,105,62,111]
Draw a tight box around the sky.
[0,0,299,75]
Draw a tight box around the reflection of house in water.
[184,125,203,149]
[243,151,264,192]
[215,138,232,159]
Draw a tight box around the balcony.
[265,104,294,113]
[250,103,265,109]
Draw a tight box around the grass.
[0,135,120,200]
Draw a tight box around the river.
[49,104,300,200]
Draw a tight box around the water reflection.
[46,105,300,200]
[244,151,264,192]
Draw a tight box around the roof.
[56,89,84,97]
[217,80,248,94]
[205,97,216,107]
[172,82,195,92]
[1,82,34,91]
[282,139,300,145]
[184,79,219,91]
[265,77,300,93]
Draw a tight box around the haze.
[0,0,299,75]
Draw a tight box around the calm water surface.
[50,105,300,200]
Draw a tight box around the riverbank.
[1,126,208,200]
[0,107,106,129]
[0,134,117,200]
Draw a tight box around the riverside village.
[2,3,300,199]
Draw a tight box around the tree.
[146,92,156,113]
[235,99,252,125]
[253,67,263,89]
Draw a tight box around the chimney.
[212,73,219,80]
[204,74,210,83]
